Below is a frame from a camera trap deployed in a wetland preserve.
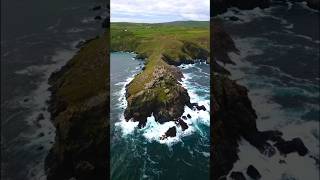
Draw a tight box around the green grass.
[111,21,209,97]
[52,31,109,106]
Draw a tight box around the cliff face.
[211,19,309,180]
[45,32,109,180]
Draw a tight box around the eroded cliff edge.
[45,32,109,180]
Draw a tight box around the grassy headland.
[111,21,209,127]
[46,31,109,180]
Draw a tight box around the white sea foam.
[227,35,319,179]
[230,138,319,180]
[13,46,78,180]
[115,63,210,146]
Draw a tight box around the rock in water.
[246,165,261,179]
[230,171,246,180]
[196,105,207,111]
[275,137,308,156]
[165,127,177,137]
[177,119,188,131]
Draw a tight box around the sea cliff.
[45,32,109,180]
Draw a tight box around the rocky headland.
[45,32,109,180]
[111,22,209,133]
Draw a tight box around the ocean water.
[110,52,210,180]
[217,2,319,179]
[1,0,106,179]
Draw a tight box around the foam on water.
[115,62,210,146]
[230,138,319,180]
[7,46,78,179]
[226,31,319,179]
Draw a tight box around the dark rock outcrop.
[124,64,190,128]
[160,126,177,140]
[177,118,188,131]
[230,171,246,180]
[246,165,261,179]
[274,137,308,156]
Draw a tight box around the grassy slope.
[111,21,209,97]
[47,31,109,179]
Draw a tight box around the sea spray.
[115,61,210,145]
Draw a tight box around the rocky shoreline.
[111,22,210,137]
[45,31,109,180]
[211,18,312,180]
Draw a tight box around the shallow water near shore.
[110,52,210,180]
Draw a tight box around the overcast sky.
[110,0,210,23]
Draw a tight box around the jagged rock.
[125,64,190,127]
[246,165,261,179]
[230,171,246,180]
[165,126,177,137]
[274,137,308,156]
[160,127,177,140]
[177,118,188,131]
[196,105,207,111]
